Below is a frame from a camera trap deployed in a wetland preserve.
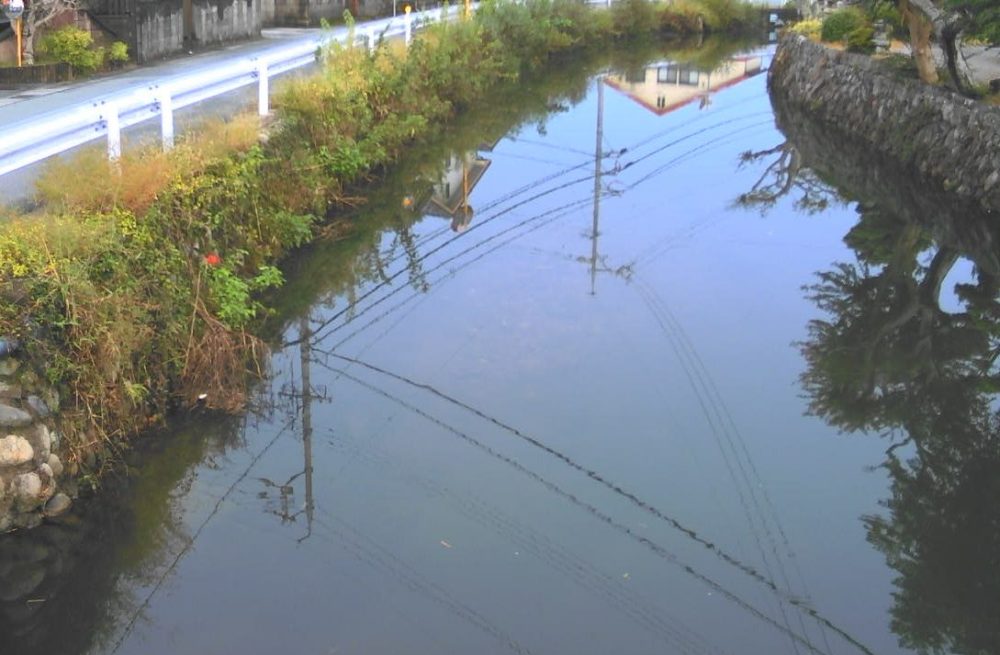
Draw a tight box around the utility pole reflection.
[583,77,632,295]
[298,314,315,543]
[257,315,317,542]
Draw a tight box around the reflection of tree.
[735,142,842,214]
[799,200,1000,654]
[865,418,1000,655]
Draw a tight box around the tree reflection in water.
[748,95,1000,654]
[802,210,1000,655]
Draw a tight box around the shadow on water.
[0,413,246,655]
[0,36,768,655]
[754,93,1000,654]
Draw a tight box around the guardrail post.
[404,7,412,46]
[159,91,175,151]
[257,60,270,117]
[105,102,121,161]
[368,28,376,54]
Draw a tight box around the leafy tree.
[945,0,1000,43]
[12,0,83,65]
[888,0,1000,93]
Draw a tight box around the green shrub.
[946,0,1000,44]
[695,0,758,32]
[108,41,129,65]
[846,25,875,52]
[871,2,905,39]
[788,18,822,39]
[475,0,610,72]
[611,0,659,36]
[658,0,705,34]
[821,7,868,43]
[40,26,105,73]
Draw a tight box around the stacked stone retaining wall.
[0,355,71,534]
[771,90,1000,276]
[769,35,1000,215]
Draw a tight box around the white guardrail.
[0,4,468,178]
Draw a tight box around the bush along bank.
[0,0,761,530]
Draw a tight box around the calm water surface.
[3,40,998,655]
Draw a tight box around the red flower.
[204,252,221,266]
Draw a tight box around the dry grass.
[180,296,268,413]
[34,113,262,214]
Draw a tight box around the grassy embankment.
[0,0,762,472]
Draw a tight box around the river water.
[3,39,998,655]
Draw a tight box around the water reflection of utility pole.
[257,316,318,540]
[298,315,315,543]
[584,77,632,295]
[590,76,604,296]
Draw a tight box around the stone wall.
[771,90,1000,276]
[0,354,71,534]
[769,35,1000,215]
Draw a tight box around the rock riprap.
[0,353,71,534]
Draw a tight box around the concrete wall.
[269,0,345,27]
[135,0,184,63]
[268,0,393,26]
[192,0,262,46]
[119,0,264,64]
[769,35,1000,215]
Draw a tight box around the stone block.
[12,511,42,531]
[25,396,50,419]
[0,404,32,429]
[35,424,51,461]
[0,435,34,467]
[11,472,43,512]
[47,453,63,479]
[43,493,71,518]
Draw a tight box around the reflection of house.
[422,151,491,233]
[604,55,763,115]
